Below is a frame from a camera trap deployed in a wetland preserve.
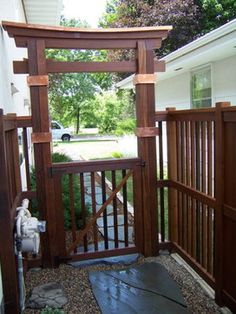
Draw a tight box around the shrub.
[41,307,64,314]
[111,151,124,158]
[115,118,136,136]
[30,152,90,230]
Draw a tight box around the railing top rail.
[155,105,236,122]
[51,157,142,176]
[1,114,32,131]
[16,116,32,128]
[155,107,216,122]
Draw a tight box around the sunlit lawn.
[53,139,120,160]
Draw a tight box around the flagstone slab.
[77,240,126,253]
[98,226,133,243]
[97,215,125,228]
[96,204,113,214]
[89,262,189,314]
[27,282,67,309]
[69,253,140,268]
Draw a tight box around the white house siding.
[212,55,236,105]
[155,55,236,112]
[0,0,30,116]
[155,71,191,111]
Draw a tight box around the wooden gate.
[3,21,171,265]
[50,158,144,261]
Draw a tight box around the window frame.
[190,65,212,109]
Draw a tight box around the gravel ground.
[24,254,222,314]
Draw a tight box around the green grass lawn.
[53,139,120,160]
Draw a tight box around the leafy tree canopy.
[100,0,236,57]
[47,17,113,133]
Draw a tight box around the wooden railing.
[156,103,236,312]
[50,158,144,262]
[0,112,22,313]
[156,107,217,287]
[0,112,33,313]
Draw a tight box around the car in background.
[51,121,72,141]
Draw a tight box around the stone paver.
[27,282,67,309]
[97,215,125,228]
[101,226,133,243]
[89,262,189,314]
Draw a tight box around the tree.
[47,18,113,133]
[198,0,236,34]
[100,0,200,58]
[100,0,236,59]
[90,89,135,134]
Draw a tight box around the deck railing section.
[51,158,143,262]
[0,112,33,313]
[156,107,217,287]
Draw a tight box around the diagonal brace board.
[66,169,133,254]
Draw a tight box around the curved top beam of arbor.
[2,21,172,49]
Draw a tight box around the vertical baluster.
[202,122,208,268]
[101,171,108,250]
[195,121,201,262]
[207,121,213,274]
[91,172,98,251]
[54,175,66,257]
[6,133,14,204]
[69,174,77,253]
[80,173,88,252]
[213,121,216,277]
[112,170,119,248]
[22,127,31,190]
[186,121,191,254]
[181,121,185,248]
[176,121,182,246]
[191,121,197,259]
[159,121,165,241]
[122,169,129,247]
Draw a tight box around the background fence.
[156,103,236,311]
[1,103,236,313]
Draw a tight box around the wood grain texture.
[133,74,156,85]
[135,127,159,137]
[27,75,49,86]
[31,132,52,143]
[136,40,158,256]
[214,102,230,305]
[0,111,20,313]
[14,59,165,74]
[27,39,58,267]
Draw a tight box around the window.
[51,122,61,129]
[191,66,212,108]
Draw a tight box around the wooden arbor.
[3,21,171,266]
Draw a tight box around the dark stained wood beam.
[14,59,165,74]
[47,60,136,73]
[2,21,172,40]
[14,38,162,49]
[135,40,158,257]
[51,158,141,175]
[16,116,32,128]
[3,22,171,50]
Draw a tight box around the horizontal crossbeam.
[13,60,165,74]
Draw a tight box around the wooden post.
[166,108,178,243]
[214,102,230,305]
[0,110,20,313]
[135,40,158,256]
[27,39,57,267]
